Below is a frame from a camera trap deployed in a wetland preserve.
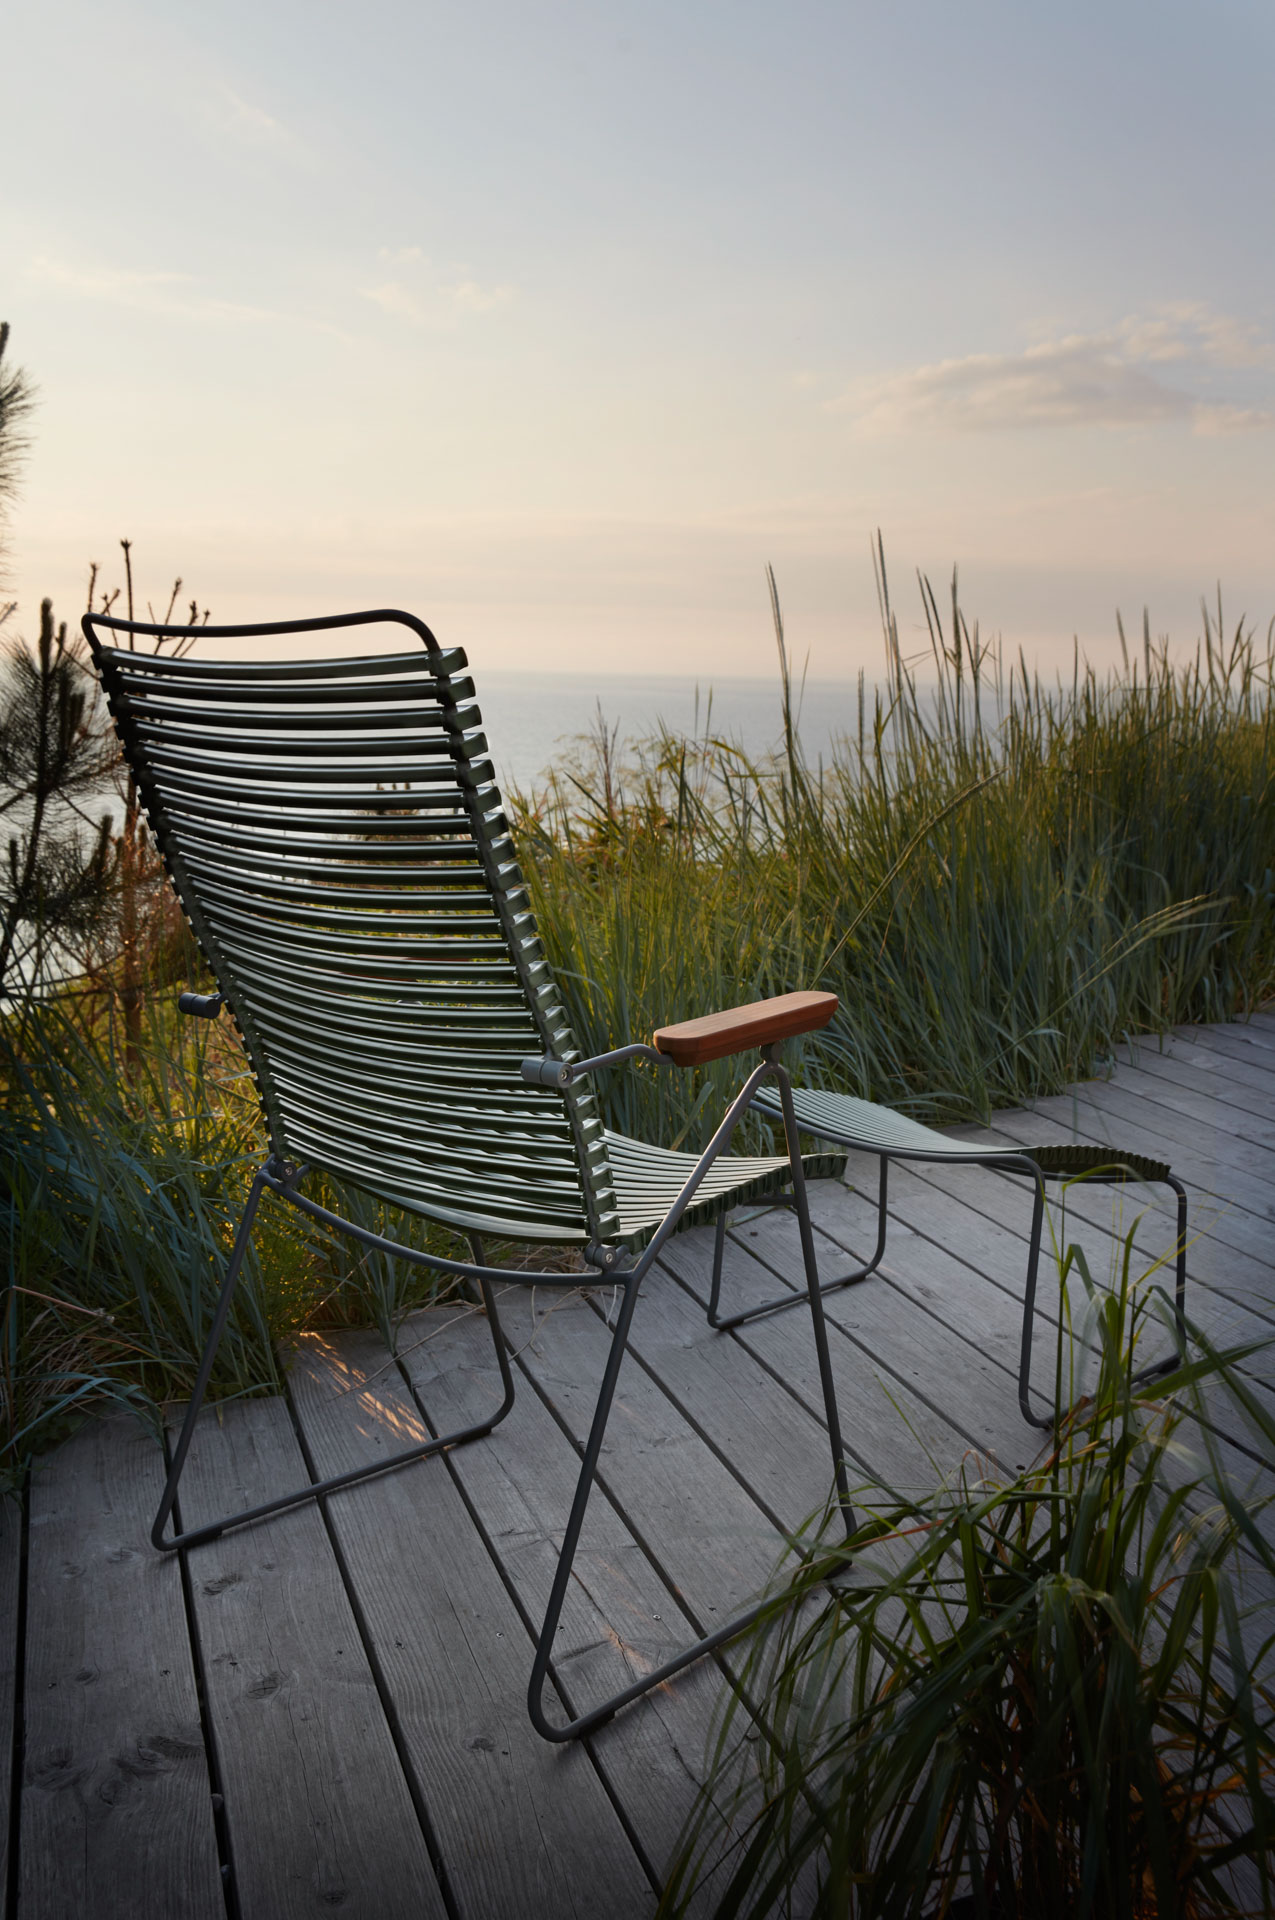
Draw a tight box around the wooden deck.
[10,1016,1275,1918]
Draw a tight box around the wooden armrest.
[652,990,838,1068]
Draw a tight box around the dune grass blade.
[511,577,1275,1151]
[658,1246,1275,1918]
[3,561,1274,1481]
[0,995,470,1483]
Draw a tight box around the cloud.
[445,278,512,315]
[221,91,288,146]
[30,254,283,326]
[200,86,310,160]
[27,256,349,338]
[359,264,513,327]
[29,243,505,342]
[360,281,425,322]
[1117,303,1275,370]
[842,307,1274,436]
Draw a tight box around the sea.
[2,668,877,1004]
[473,670,867,795]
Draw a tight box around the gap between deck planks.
[11,1017,1275,1920]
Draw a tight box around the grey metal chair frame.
[708,1093,1189,1429]
[85,606,854,1744]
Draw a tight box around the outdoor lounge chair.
[728,1087,1189,1428]
[84,605,855,1744]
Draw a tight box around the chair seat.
[605,1129,845,1238]
[751,1085,1174,1184]
[751,1084,1023,1160]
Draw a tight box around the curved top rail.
[82,607,440,652]
[86,618,620,1245]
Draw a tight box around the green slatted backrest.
[88,618,621,1245]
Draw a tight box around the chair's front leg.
[769,1061,856,1539]
[526,1269,792,1743]
[706,1208,730,1327]
[1015,1165,1053,1430]
[529,1059,808,1739]
[1170,1174,1189,1351]
[1018,1166,1191,1424]
[527,1273,645,1742]
[526,1046,859,1742]
[468,1234,517,1417]
[1129,1172,1190,1385]
[707,1153,892,1332]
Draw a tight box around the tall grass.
[510,564,1275,1149]
[1,561,1272,1475]
[0,995,471,1483]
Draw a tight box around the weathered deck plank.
[0,1493,21,1908]
[1098,1052,1275,1152]
[881,1149,1275,1344]
[9,1017,1275,1918]
[884,1152,1275,1405]
[808,1164,1275,1496]
[1016,1077,1275,1210]
[1175,1019,1275,1068]
[176,1398,442,1920]
[20,1415,221,1920]
[398,1304,729,1897]
[655,1223,983,1491]
[489,1288,795,1625]
[286,1330,655,1920]
[617,1255,874,1513]
[711,1205,1038,1468]
[953,1101,1275,1271]
[1119,1033,1275,1116]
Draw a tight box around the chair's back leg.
[706,1210,729,1327]
[867,1156,890,1273]
[152,1166,270,1549]
[770,1066,855,1540]
[1169,1176,1189,1355]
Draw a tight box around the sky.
[2,0,1274,679]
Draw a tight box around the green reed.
[510,565,1275,1151]
[2,561,1272,1476]
[0,994,469,1482]
[658,1238,1275,1918]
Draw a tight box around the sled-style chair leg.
[1016,1164,1052,1429]
[152,1165,517,1553]
[528,1080,855,1742]
[731,1077,1192,1436]
[1017,1166,1190,1429]
[706,1156,891,1332]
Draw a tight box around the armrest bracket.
[520,1042,669,1089]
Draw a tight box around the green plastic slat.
[94,632,844,1248]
